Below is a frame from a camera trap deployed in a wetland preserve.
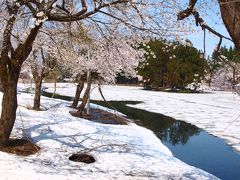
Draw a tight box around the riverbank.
[43,83,240,153]
[0,90,217,179]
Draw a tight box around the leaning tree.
[72,33,145,116]
[49,22,93,109]
[0,0,185,146]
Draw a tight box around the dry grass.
[0,139,40,156]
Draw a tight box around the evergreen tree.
[137,40,168,90]
[138,40,208,91]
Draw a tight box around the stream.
[42,91,240,180]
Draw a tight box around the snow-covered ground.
[43,83,240,153]
[0,90,218,179]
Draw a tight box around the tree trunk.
[218,1,240,51]
[208,79,211,87]
[0,72,19,146]
[33,79,43,110]
[76,73,92,115]
[71,80,84,108]
[208,71,213,87]
[0,80,3,92]
[232,67,236,90]
[31,48,45,110]
[0,22,41,146]
[52,78,57,98]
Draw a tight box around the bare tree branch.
[14,24,42,66]
[47,0,128,22]
[177,0,232,53]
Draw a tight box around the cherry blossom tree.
[47,24,90,108]
[30,48,46,110]
[25,32,54,110]
[211,63,240,92]
[212,55,240,92]
[0,0,187,146]
[50,25,145,115]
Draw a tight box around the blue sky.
[181,0,234,57]
[187,23,233,57]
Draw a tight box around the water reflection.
[42,91,73,101]
[42,91,240,179]
[42,91,200,145]
[92,100,240,180]
[92,100,200,145]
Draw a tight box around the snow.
[43,83,240,153]
[0,88,218,179]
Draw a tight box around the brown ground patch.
[90,108,128,125]
[70,108,129,125]
[69,153,96,163]
[0,139,40,156]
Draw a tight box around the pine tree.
[138,40,207,91]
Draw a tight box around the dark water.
[42,91,240,180]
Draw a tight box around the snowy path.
[44,83,240,152]
[0,91,218,179]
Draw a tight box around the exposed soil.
[69,153,96,163]
[0,138,40,156]
[90,108,128,125]
[70,108,129,125]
